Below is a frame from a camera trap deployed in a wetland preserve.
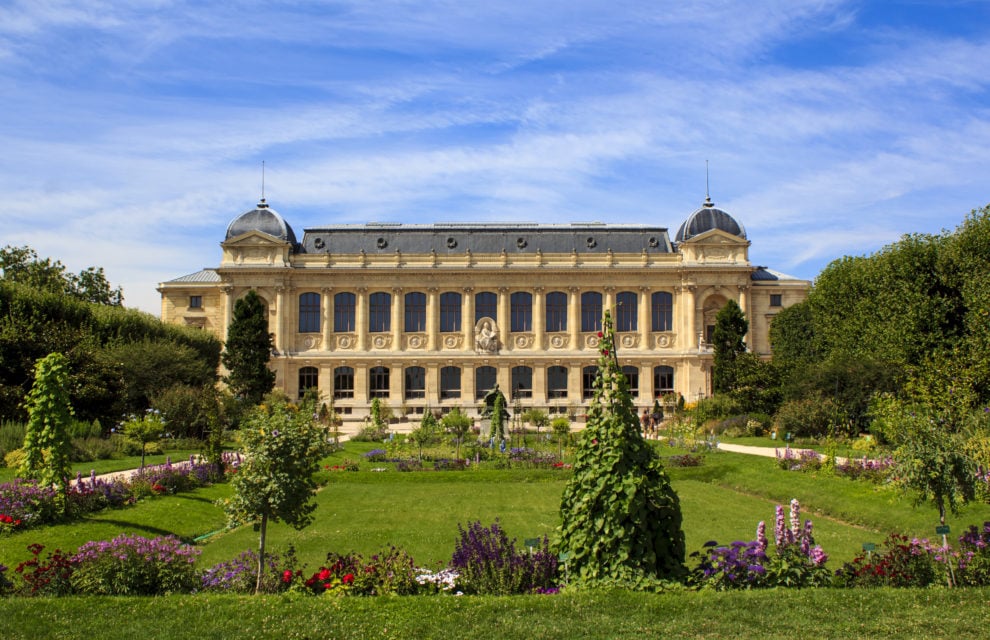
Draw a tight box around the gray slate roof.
[751,267,803,282]
[166,269,220,283]
[298,223,674,255]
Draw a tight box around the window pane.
[333,366,354,399]
[511,366,533,398]
[581,292,602,332]
[440,292,462,333]
[545,291,567,332]
[475,291,497,323]
[616,292,637,331]
[510,292,532,332]
[547,365,567,399]
[654,365,674,394]
[370,366,390,398]
[299,292,321,333]
[440,366,461,399]
[405,366,425,399]
[369,292,391,333]
[405,292,426,332]
[475,366,497,400]
[622,365,639,397]
[334,293,356,332]
[651,292,672,332]
[298,366,319,399]
[582,365,597,399]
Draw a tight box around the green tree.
[222,290,275,405]
[0,245,122,305]
[442,407,473,459]
[551,416,570,459]
[20,352,75,512]
[491,391,507,444]
[557,311,685,587]
[222,398,328,593]
[521,408,550,435]
[712,299,748,394]
[121,409,165,468]
[408,410,439,462]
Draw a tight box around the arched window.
[511,366,533,399]
[404,366,425,399]
[405,292,426,332]
[440,366,461,399]
[369,366,390,398]
[582,365,598,399]
[545,291,567,332]
[547,365,568,399]
[652,292,673,332]
[622,365,639,398]
[298,292,321,333]
[475,366,497,400]
[334,292,356,332]
[510,292,532,332]
[440,292,462,333]
[654,365,674,395]
[333,366,354,399]
[581,292,602,332]
[298,366,318,399]
[616,291,637,332]
[369,292,391,333]
[475,291,497,323]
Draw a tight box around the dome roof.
[224,199,297,244]
[675,197,746,243]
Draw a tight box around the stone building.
[158,196,808,418]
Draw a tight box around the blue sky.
[1,0,988,314]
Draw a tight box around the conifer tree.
[557,311,685,587]
[222,290,275,405]
[712,299,748,393]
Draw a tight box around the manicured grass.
[1,588,988,639]
[0,449,204,484]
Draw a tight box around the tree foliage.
[712,300,748,394]
[442,407,473,458]
[1,245,123,305]
[221,397,330,593]
[557,311,685,587]
[20,353,75,511]
[222,290,275,405]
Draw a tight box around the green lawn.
[0,449,205,484]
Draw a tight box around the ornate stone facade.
[158,197,809,418]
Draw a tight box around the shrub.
[201,547,300,594]
[433,458,467,471]
[13,543,77,596]
[691,394,743,425]
[774,396,846,438]
[395,459,423,472]
[666,454,705,467]
[71,436,117,462]
[775,446,823,471]
[957,522,990,586]
[363,448,388,462]
[71,534,200,595]
[834,532,941,588]
[305,547,419,596]
[449,520,558,595]
[351,424,388,442]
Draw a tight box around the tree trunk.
[255,512,268,594]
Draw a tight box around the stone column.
[463,363,476,404]
[221,285,234,342]
[354,364,368,407]
[738,284,750,349]
[532,287,545,350]
[389,362,403,402]
[274,285,285,353]
[321,287,333,351]
[392,288,403,351]
[640,363,653,402]
[604,286,615,318]
[682,285,696,351]
[426,364,440,406]
[462,287,475,350]
[639,287,651,350]
[567,364,582,407]
[356,288,368,351]
[426,288,439,351]
[318,365,332,404]
[533,364,547,405]
[497,287,510,352]
[568,287,581,350]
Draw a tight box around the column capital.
[321,286,333,295]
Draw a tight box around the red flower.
[282,569,293,583]
[317,568,332,581]
[343,573,354,585]
[597,331,603,338]
[602,349,610,356]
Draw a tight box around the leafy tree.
[222,398,329,593]
[551,416,570,459]
[408,410,439,462]
[0,245,122,305]
[108,340,218,415]
[121,409,165,468]
[20,352,75,512]
[557,310,685,587]
[490,391,508,444]
[521,408,550,434]
[442,407,473,458]
[728,352,782,416]
[222,290,275,405]
[712,299,748,394]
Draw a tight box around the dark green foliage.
[21,353,75,511]
[728,353,781,415]
[712,300,748,394]
[221,290,275,405]
[0,245,122,305]
[557,311,685,587]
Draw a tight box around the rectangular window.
[770,294,782,307]
[476,292,497,323]
[189,295,202,309]
[616,292,637,332]
[510,292,532,332]
[545,291,567,332]
[369,292,391,333]
[440,366,461,399]
[440,292,462,333]
[298,292,321,333]
[334,293,356,332]
[581,292,602,332]
[651,292,673,332]
[405,292,426,332]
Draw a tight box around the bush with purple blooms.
[507,448,558,468]
[201,547,301,594]
[362,448,389,462]
[835,455,896,483]
[433,458,468,471]
[450,520,559,595]
[70,534,200,595]
[689,499,831,590]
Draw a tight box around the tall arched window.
[654,365,674,395]
[298,292,321,333]
[440,366,461,399]
[510,292,532,332]
[333,366,354,399]
[616,291,637,331]
[547,365,568,399]
[651,291,673,332]
[404,366,425,399]
[334,292,356,332]
[475,366,497,400]
[475,291,497,323]
[581,292,602,332]
[405,292,426,332]
[545,291,567,332]
[369,366,390,398]
[622,365,639,398]
[582,365,598,399]
[298,366,318,399]
[440,292,462,332]
[511,366,533,399]
[369,292,391,333]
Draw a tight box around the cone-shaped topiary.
[557,310,685,587]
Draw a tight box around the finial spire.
[257,161,268,208]
[704,160,714,207]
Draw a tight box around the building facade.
[158,197,808,418]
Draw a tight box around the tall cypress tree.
[557,311,685,587]
[712,299,748,393]
[222,290,275,405]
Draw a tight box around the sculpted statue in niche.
[475,318,499,353]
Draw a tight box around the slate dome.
[224,199,297,245]
[674,197,746,243]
